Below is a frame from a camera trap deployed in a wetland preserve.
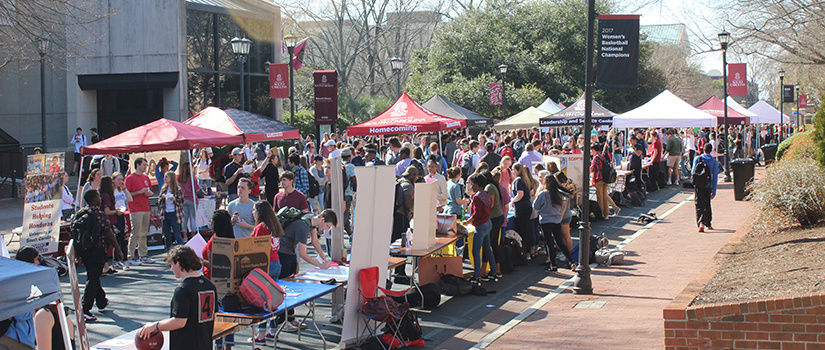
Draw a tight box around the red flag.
[490,83,502,105]
[269,63,289,99]
[800,94,807,109]
[292,38,307,70]
[728,63,747,96]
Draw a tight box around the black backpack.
[513,138,526,160]
[70,208,103,258]
[692,157,711,188]
[276,207,311,229]
[599,154,617,184]
[460,152,474,179]
[307,173,320,198]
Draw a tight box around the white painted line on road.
[470,193,695,349]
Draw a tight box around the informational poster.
[138,150,183,186]
[195,198,216,228]
[728,63,747,96]
[314,70,338,125]
[546,154,585,190]
[269,63,289,99]
[596,14,640,89]
[489,83,503,105]
[21,153,64,254]
[783,85,795,103]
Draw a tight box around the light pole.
[795,83,800,130]
[499,64,508,119]
[779,69,784,142]
[572,0,596,295]
[284,35,299,125]
[36,36,49,151]
[231,37,252,111]
[719,29,731,182]
[390,57,404,98]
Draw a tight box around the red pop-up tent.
[185,107,301,142]
[695,96,750,126]
[81,118,244,155]
[347,92,466,136]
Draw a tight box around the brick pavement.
[484,180,753,349]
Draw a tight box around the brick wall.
[663,224,825,349]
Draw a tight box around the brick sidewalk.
[485,180,753,349]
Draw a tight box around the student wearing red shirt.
[461,173,498,285]
[250,200,284,344]
[272,171,309,213]
[125,158,155,266]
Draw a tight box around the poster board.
[136,150,184,186]
[21,153,64,255]
[545,154,585,190]
[412,181,437,250]
[66,244,90,350]
[340,166,396,348]
[195,198,216,228]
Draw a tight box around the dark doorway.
[97,89,163,138]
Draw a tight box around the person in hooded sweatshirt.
[692,143,719,232]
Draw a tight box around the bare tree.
[0,0,111,71]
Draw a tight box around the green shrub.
[814,98,825,168]
[748,159,825,230]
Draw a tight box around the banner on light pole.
[489,83,502,105]
[728,63,747,96]
[596,14,640,89]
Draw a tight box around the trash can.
[761,144,777,164]
[731,158,755,201]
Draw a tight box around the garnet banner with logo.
[489,83,502,105]
[728,63,747,96]
[269,63,289,99]
[314,70,338,125]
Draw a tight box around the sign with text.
[596,14,640,89]
[314,70,338,125]
[783,85,795,103]
[269,63,289,99]
[728,63,747,96]
[800,94,808,109]
[489,83,502,105]
[21,152,65,254]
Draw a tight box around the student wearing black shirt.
[261,153,281,206]
[138,245,216,350]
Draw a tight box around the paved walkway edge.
[470,194,695,349]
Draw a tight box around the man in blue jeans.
[692,143,719,232]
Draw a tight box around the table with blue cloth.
[216,280,340,349]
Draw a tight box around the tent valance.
[0,256,61,320]
[347,92,466,136]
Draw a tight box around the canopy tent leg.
[438,131,443,157]
[188,151,198,237]
[75,156,85,211]
[55,299,73,350]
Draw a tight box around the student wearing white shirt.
[70,127,87,176]
[61,172,74,220]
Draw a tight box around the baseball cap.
[402,165,418,177]
[325,140,336,147]
[231,147,243,156]
[341,148,352,157]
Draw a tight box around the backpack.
[70,208,103,258]
[380,310,425,348]
[391,283,442,310]
[307,173,320,198]
[692,157,711,188]
[239,268,286,312]
[460,152,474,179]
[276,207,311,229]
[513,139,526,160]
[394,179,410,214]
[600,154,617,184]
[438,274,473,296]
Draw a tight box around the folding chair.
[357,266,410,350]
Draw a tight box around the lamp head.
[390,57,404,72]
[718,29,730,49]
[284,35,299,49]
[35,36,49,56]
[779,69,785,79]
[231,37,252,55]
[499,64,508,75]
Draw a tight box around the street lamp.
[499,64,508,118]
[390,57,404,98]
[231,36,252,111]
[35,36,49,151]
[284,34,299,125]
[718,29,731,182]
[779,68,784,142]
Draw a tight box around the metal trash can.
[761,144,777,164]
[731,158,755,201]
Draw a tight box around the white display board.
[195,198,216,228]
[546,154,585,189]
[412,181,437,250]
[340,166,396,348]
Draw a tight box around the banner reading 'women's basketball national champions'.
[596,14,640,90]
[22,153,65,254]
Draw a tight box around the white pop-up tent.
[725,96,760,123]
[747,100,792,124]
[493,107,550,130]
[536,97,564,114]
[612,90,718,128]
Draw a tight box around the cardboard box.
[210,236,270,297]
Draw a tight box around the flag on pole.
[292,38,308,70]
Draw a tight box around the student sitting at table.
[138,245,216,350]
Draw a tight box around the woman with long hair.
[533,174,574,272]
[177,163,201,240]
[462,173,498,284]
[196,149,213,195]
[159,170,185,249]
[444,167,470,216]
[547,162,575,252]
[512,163,538,258]
[497,156,514,196]
[112,172,132,268]
[261,153,281,206]
[79,168,102,207]
[99,176,119,274]
[480,170,505,272]
[250,200,285,343]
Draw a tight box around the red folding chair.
[357,266,410,349]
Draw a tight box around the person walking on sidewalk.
[692,143,719,232]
